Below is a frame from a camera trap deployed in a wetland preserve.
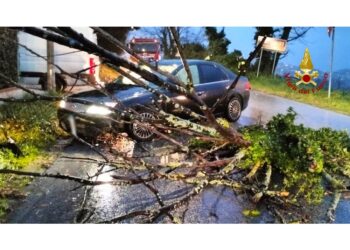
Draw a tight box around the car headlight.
[58,101,87,113]
[104,102,118,108]
[59,100,66,108]
[86,105,113,115]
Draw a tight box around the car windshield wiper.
[105,83,136,92]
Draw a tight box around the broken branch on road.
[1,27,350,224]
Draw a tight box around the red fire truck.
[128,37,161,62]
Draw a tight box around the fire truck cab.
[128,37,161,62]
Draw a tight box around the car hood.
[71,86,153,104]
[114,86,152,101]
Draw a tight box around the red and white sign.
[257,36,287,53]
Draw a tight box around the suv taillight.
[245,81,252,91]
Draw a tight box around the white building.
[18,27,100,86]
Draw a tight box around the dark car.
[58,59,251,141]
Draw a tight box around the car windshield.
[107,76,160,91]
[106,60,186,91]
[157,61,181,74]
[130,43,158,53]
[158,64,178,73]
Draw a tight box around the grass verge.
[0,99,64,221]
[250,74,350,116]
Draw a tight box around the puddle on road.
[91,165,121,220]
[96,169,115,197]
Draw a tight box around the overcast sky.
[130,27,350,72]
[223,27,350,72]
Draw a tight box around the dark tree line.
[96,26,310,76]
[0,28,18,89]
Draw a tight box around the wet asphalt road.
[238,91,350,131]
[6,91,350,223]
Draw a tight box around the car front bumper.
[57,109,125,138]
[241,90,250,110]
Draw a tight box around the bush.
[0,100,63,156]
[0,100,63,221]
[239,108,350,204]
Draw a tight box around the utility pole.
[271,51,277,76]
[328,28,335,99]
[256,48,263,77]
[46,40,55,91]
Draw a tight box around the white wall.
[18,27,100,85]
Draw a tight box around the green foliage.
[238,129,269,169]
[189,138,214,150]
[0,100,63,220]
[0,198,9,220]
[239,108,350,204]
[0,100,63,168]
[211,50,243,74]
[204,27,245,73]
[216,117,230,129]
[182,42,207,59]
[254,27,275,41]
[0,170,32,222]
[205,27,231,56]
[316,128,350,175]
[242,209,261,217]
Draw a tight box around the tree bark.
[273,27,292,74]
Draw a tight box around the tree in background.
[144,27,206,59]
[253,27,275,74]
[273,27,310,72]
[94,27,136,82]
[143,27,179,58]
[0,28,18,89]
[219,49,243,73]
[205,27,231,56]
[142,27,243,72]
[182,42,207,59]
[205,27,242,73]
[95,27,135,54]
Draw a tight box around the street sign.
[256,36,288,77]
[257,36,287,53]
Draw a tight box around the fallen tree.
[1,27,349,223]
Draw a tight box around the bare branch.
[210,36,267,112]
[91,27,188,89]
[287,27,311,42]
[169,27,194,90]
[0,169,109,185]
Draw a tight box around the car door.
[171,64,202,114]
[195,62,230,108]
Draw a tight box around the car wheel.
[226,96,242,122]
[128,112,155,141]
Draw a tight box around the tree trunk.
[0,28,18,89]
[254,27,274,75]
[273,27,292,74]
